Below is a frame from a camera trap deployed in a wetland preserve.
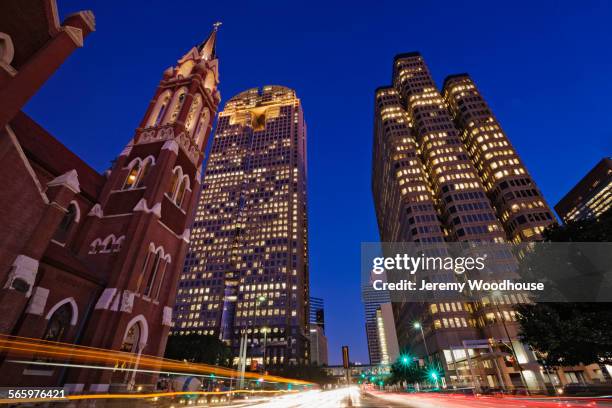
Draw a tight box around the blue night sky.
[26,0,611,364]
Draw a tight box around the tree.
[517,303,612,366]
[164,334,232,366]
[386,349,441,387]
[516,208,612,370]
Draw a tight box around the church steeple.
[198,22,221,61]
[68,28,222,389]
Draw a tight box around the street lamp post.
[262,326,269,371]
[240,295,267,388]
[413,322,430,361]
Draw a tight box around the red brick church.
[0,0,220,392]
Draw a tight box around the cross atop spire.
[198,22,221,61]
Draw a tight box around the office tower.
[371,52,555,390]
[555,157,612,223]
[308,296,328,365]
[308,325,329,366]
[173,86,310,367]
[375,303,400,365]
[309,296,325,331]
[0,6,221,389]
[362,274,391,365]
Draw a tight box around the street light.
[261,326,270,371]
[413,321,430,361]
[430,371,439,388]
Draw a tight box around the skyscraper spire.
[198,22,221,61]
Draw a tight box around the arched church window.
[154,99,169,126]
[147,91,171,128]
[168,169,180,198]
[169,92,187,123]
[123,157,155,190]
[144,250,162,297]
[185,94,202,133]
[153,261,168,300]
[167,167,189,207]
[175,178,189,206]
[195,108,210,148]
[123,162,141,189]
[120,322,141,352]
[42,303,72,342]
[135,157,153,188]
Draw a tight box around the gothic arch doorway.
[117,316,149,389]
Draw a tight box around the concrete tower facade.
[173,86,310,368]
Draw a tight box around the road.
[361,390,612,408]
[221,388,612,408]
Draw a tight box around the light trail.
[7,359,282,384]
[0,334,311,386]
[367,390,612,408]
[0,389,299,404]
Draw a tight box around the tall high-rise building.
[362,273,391,365]
[308,296,328,366]
[309,296,325,331]
[173,86,310,367]
[375,303,400,365]
[555,157,611,223]
[371,52,555,390]
[308,325,329,366]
